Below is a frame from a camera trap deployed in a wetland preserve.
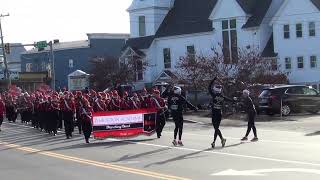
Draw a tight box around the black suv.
[258,85,320,116]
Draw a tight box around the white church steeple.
[127,0,174,38]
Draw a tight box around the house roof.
[123,36,155,50]
[238,0,273,28]
[261,33,277,57]
[311,0,320,10]
[68,70,89,77]
[155,0,217,38]
[22,40,89,54]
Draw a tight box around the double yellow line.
[0,141,191,180]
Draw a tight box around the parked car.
[258,85,320,116]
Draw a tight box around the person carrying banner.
[150,89,167,138]
[121,91,131,110]
[208,77,234,148]
[162,85,197,146]
[108,90,121,111]
[81,99,93,143]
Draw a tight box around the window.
[139,16,146,36]
[297,56,304,69]
[41,62,47,71]
[285,57,291,70]
[163,48,171,69]
[296,23,303,38]
[222,19,238,64]
[187,45,195,62]
[287,87,304,95]
[284,24,290,39]
[309,22,316,37]
[310,56,317,68]
[69,59,74,68]
[302,87,318,95]
[26,63,32,72]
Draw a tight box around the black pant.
[82,120,92,141]
[76,112,83,134]
[245,112,257,137]
[0,115,3,127]
[172,112,183,140]
[58,110,63,129]
[212,109,223,142]
[63,111,74,137]
[48,110,59,134]
[156,113,166,136]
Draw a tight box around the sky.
[0,0,132,46]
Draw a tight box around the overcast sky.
[0,0,132,45]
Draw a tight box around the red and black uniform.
[0,99,5,130]
[150,94,167,138]
[61,97,76,138]
[108,97,121,111]
[129,98,141,110]
[81,103,93,143]
[75,96,84,134]
[120,97,131,110]
[48,98,59,135]
[93,98,107,112]
[6,98,17,123]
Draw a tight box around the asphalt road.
[1,117,320,180]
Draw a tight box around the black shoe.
[86,139,90,144]
[172,140,177,146]
[157,133,161,138]
[251,137,259,142]
[241,137,248,141]
[66,136,70,139]
[211,142,215,149]
[221,139,227,148]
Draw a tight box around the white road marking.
[211,168,320,176]
[3,122,320,168]
[162,131,320,147]
[107,138,320,168]
[111,161,140,165]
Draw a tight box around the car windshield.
[259,89,271,97]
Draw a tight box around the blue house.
[21,33,128,90]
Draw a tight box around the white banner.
[93,114,143,126]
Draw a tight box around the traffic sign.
[36,41,48,49]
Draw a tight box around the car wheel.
[281,104,291,116]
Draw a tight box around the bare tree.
[89,55,148,91]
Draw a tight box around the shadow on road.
[305,131,320,136]
[144,148,211,168]
[111,147,171,163]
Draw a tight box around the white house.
[270,0,320,88]
[121,0,320,89]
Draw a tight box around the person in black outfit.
[162,85,197,146]
[208,78,234,148]
[240,89,258,142]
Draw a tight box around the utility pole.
[0,13,10,88]
[49,41,55,90]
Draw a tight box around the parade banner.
[92,109,157,139]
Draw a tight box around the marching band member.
[93,95,107,112]
[75,91,84,134]
[121,91,131,110]
[150,89,167,138]
[0,96,5,131]
[108,90,121,111]
[82,99,93,144]
[62,93,76,139]
[6,96,17,123]
[129,93,141,110]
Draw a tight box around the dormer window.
[139,16,146,36]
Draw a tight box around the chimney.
[53,39,60,44]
